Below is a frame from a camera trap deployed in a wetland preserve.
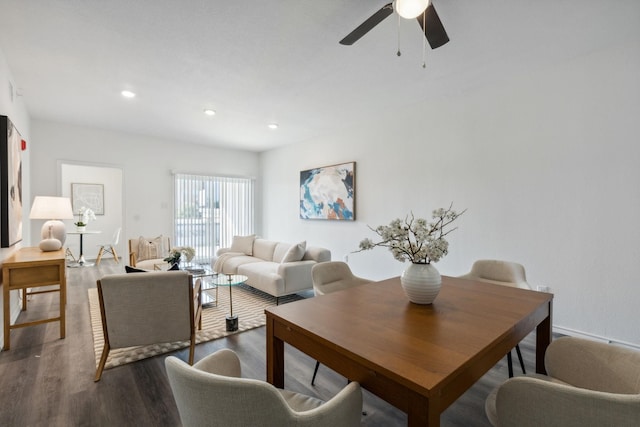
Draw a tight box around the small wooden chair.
[65,247,77,263]
[96,227,121,265]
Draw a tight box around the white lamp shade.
[30,196,74,247]
[395,0,429,19]
[29,196,74,220]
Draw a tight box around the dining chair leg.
[507,351,514,378]
[515,344,526,374]
[65,247,76,262]
[311,360,320,385]
[96,247,104,265]
[111,246,119,263]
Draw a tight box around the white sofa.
[212,236,331,301]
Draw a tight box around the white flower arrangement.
[164,246,196,265]
[357,204,466,264]
[74,207,96,227]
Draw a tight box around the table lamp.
[29,196,74,249]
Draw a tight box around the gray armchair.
[165,348,363,427]
[94,271,197,381]
[485,336,640,427]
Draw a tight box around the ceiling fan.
[340,0,449,49]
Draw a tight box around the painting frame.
[0,116,23,247]
[299,161,355,221]
[71,183,104,215]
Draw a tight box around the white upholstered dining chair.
[485,336,640,427]
[165,348,363,427]
[459,259,531,377]
[310,261,372,385]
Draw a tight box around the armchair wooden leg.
[94,342,110,382]
[188,339,195,365]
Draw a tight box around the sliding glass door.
[173,173,254,264]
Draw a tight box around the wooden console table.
[2,247,66,350]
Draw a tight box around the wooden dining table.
[265,275,553,426]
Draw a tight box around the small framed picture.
[71,183,104,215]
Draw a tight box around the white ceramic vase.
[76,226,86,232]
[400,262,442,304]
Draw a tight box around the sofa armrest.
[303,247,331,263]
[217,247,231,256]
[277,260,316,291]
[495,376,640,427]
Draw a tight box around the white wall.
[260,41,640,345]
[0,46,31,348]
[29,120,260,253]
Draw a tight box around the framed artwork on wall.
[0,116,23,247]
[300,161,355,220]
[71,183,104,215]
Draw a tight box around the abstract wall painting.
[0,115,23,247]
[300,161,355,220]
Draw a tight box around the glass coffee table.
[155,263,219,307]
[211,274,248,331]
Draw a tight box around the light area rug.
[88,284,303,370]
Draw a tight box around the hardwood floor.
[0,260,545,426]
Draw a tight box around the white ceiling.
[0,0,634,152]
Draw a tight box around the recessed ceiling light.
[268,123,279,130]
[121,90,136,98]
[203,109,216,116]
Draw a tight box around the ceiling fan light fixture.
[395,0,428,19]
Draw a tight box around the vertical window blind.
[173,173,255,264]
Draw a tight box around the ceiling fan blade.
[417,3,449,49]
[339,3,394,45]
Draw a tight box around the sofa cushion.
[218,255,262,274]
[136,258,166,271]
[280,241,307,263]
[138,235,165,261]
[229,235,255,255]
[253,239,278,261]
[272,242,291,262]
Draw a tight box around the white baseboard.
[553,325,640,350]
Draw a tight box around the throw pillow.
[125,265,147,273]
[229,234,256,256]
[280,241,307,263]
[137,235,165,261]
